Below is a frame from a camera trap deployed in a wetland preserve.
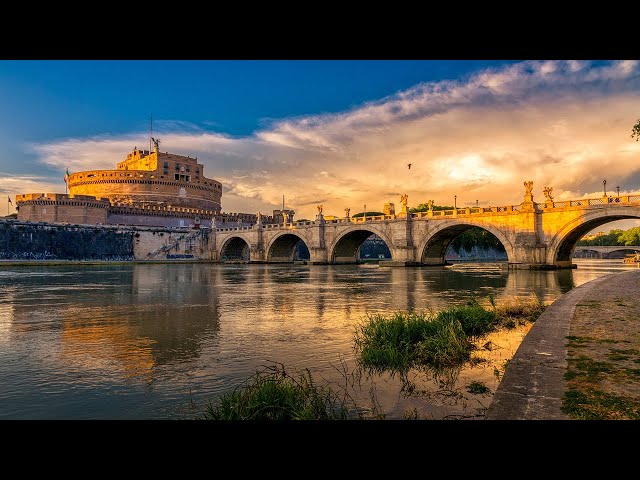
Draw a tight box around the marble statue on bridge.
[524,181,533,196]
[543,186,554,203]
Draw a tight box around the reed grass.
[354,297,545,372]
[203,363,353,420]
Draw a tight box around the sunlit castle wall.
[16,193,110,224]
[67,148,222,213]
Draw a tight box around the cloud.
[17,60,640,231]
[1,174,60,196]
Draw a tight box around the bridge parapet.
[539,194,640,209]
[215,226,253,232]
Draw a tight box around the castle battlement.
[16,193,111,205]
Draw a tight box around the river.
[0,259,635,419]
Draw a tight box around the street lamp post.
[617,186,620,197]
[364,204,366,222]
[603,179,607,196]
[454,195,457,209]
[476,199,478,207]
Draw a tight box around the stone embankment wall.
[0,220,211,261]
[0,220,134,260]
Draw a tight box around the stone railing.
[538,194,640,209]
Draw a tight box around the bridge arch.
[219,235,251,262]
[329,226,393,263]
[418,221,514,265]
[266,232,310,263]
[602,247,640,258]
[547,208,640,266]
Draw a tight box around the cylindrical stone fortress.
[67,147,222,212]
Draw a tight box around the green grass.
[353,298,545,372]
[466,381,491,395]
[568,357,614,382]
[353,310,473,370]
[203,364,354,420]
[562,388,640,420]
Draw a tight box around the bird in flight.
[407,163,412,170]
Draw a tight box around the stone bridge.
[210,188,640,269]
[574,245,640,258]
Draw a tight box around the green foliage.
[353,298,545,372]
[617,226,640,246]
[577,227,640,247]
[436,303,496,337]
[576,229,625,246]
[354,310,473,371]
[466,381,491,395]
[632,117,640,142]
[352,211,385,218]
[203,364,352,420]
[410,204,454,213]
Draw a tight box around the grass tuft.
[203,364,354,420]
[466,381,491,395]
[354,297,545,372]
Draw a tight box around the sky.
[1,60,640,232]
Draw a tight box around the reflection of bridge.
[211,188,640,269]
[574,245,640,258]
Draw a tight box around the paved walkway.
[486,268,640,420]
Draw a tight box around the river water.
[0,259,635,420]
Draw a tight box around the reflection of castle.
[15,145,292,228]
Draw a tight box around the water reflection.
[0,259,633,419]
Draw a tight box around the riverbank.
[0,259,218,266]
[486,269,640,419]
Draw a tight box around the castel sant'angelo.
[15,141,292,228]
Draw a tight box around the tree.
[410,204,454,213]
[617,227,640,246]
[632,117,640,141]
[352,211,384,218]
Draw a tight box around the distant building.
[272,209,296,223]
[384,202,395,216]
[581,231,606,241]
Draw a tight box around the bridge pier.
[308,247,329,265]
[386,246,420,266]
[249,247,266,263]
